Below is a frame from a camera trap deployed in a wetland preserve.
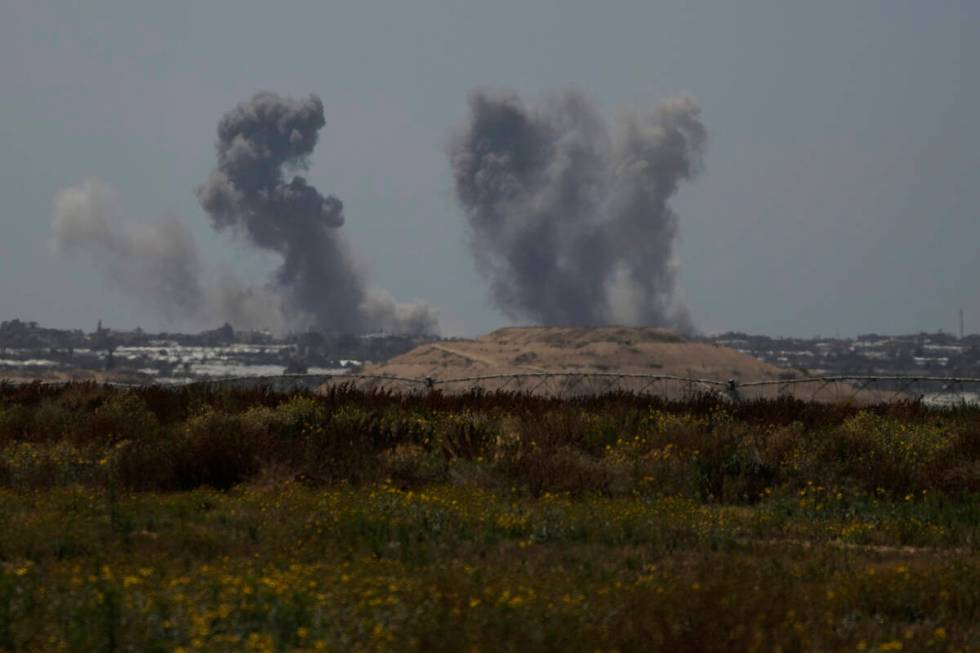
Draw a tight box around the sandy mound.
[362,326,794,383]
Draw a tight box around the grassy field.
[0,383,977,652]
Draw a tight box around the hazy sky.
[1,1,977,337]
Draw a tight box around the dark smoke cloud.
[448,90,704,333]
[51,93,437,335]
[51,179,283,330]
[197,92,436,334]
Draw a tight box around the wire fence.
[6,372,980,405]
[199,372,980,405]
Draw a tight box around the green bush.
[0,442,101,489]
[82,392,161,446]
[813,412,955,495]
[272,395,326,439]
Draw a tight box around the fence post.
[726,378,741,402]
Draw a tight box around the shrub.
[0,404,32,445]
[435,410,497,459]
[495,444,626,497]
[378,444,448,488]
[28,400,75,442]
[80,393,160,446]
[115,409,262,491]
[817,412,955,495]
[174,409,266,490]
[0,442,100,489]
[272,395,326,440]
[299,405,380,484]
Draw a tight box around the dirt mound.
[362,326,795,383]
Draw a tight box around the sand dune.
[363,326,796,383]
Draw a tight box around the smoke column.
[51,178,282,330]
[52,92,437,335]
[196,92,437,335]
[448,90,705,333]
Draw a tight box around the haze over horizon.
[1,1,977,339]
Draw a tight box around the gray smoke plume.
[51,179,284,330]
[51,93,437,335]
[448,90,705,332]
[197,92,436,334]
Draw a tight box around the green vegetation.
[0,382,977,652]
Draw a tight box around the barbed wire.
[5,372,980,405]
[202,372,980,405]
